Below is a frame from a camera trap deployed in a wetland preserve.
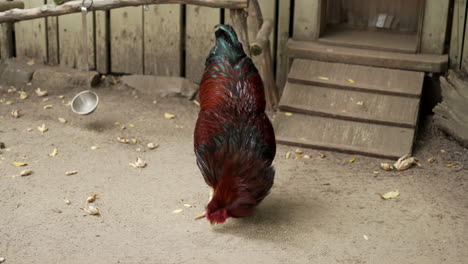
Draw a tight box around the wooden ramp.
[274,59,424,159]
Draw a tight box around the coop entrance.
[318,0,425,54]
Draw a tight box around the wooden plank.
[273,112,415,159]
[287,39,448,72]
[14,0,47,62]
[185,5,219,83]
[463,12,468,73]
[143,4,181,76]
[95,10,109,74]
[279,82,420,128]
[58,11,95,70]
[293,0,321,40]
[257,0,276,58]
[110,7,143,74]
[420,0,450,55]
[275,0,290,93]
[318,25,418,54]
[46,0,59,65]
[0,23,14,59]
[287,59,424,97]
[449,0,467,69]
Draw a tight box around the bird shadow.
[212,192,327,242]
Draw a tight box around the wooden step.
[279,82,420,128]
[273,112,415,159]
[288,59,424,98]
[287,39,448,73]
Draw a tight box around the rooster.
[194,24,276,224]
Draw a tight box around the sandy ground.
[0,74,467,264]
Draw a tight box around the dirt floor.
[0,64,467,263]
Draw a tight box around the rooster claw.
[194,213,206,220]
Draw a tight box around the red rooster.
[194,25,276,224]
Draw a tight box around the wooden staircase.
[273,58,425,159]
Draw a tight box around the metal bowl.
[71,90,99,115]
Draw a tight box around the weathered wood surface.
[0,0,247,23]
[273,112,415,159]
[279,82,420,128]
[95,10,108,73]
[293,0,320,40]
[229,8,249,56]
[58,11,95,69]
[110,6,143,74]
[46,0,59,65]
[288,59,424,98]
[449,0,467,69]
[0,23,14,59]
[14,0,47,62]
[287,39,448,73]
[433,70,468,147]
[250,19,272,56]
[420,0,450,55]
[0,1,24,12]
[185,5,219,83]
[275,0,290,93]
[318,25,418,54]
[144,4,181,76]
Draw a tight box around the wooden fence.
[0,0,290,87]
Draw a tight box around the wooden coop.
[274,0,451,159]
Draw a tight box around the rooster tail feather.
[205,24,246,67]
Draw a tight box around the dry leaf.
[446,164,456,168]
[117,136,129,143]
[49,148,58,157]
[91,146,99,150]
[284,112,293,116]
[86,193,99,203]
[63,199,71,205]
[295,148,303,154]
[295,155,302,160]
[20,169,33,176]
[172,209,183,214]
[129,124,135,128]
[347,79,355,84]
[379,190,400,200]
[65,170,78,176]
[35,88,48,97]
[135,148,141,152]
[58,117,67,123]
[0,257,5,263]
[129,157,147,168]
[183,204,193,208]
[393,154,421,171]
[303,155,311,159]
[57,95,64,99]
[131,138,138,144]
[6,100,13,105]
[285,151,292,159]
[356,101,364,106]
[38,123,48,133]
[318,153,326,158]
[26,59,35,65]
[164,113,176,119]
[8,87,17,93]
[349,157,356,163]
[11,109,19,118]
[427,157,436,163]
[43,105,53,109]
[363,235,369,240]
[373,171,380,174]
[18,91,28,100]
[11,162,27,167]
[380,163,394,171]
[42,98,49,102]
[114,121,121,126]
[27,127,33,132]
[147,142,159,150]
[192,100,200,106]
[318,76,329,80]
[81,205,100,215]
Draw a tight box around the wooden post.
[0,1,23,59]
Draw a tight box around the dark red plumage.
[194,25,276,224]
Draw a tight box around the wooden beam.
[229,8,250,56]
[249,19,272,56]
[0,0,248,23]
[0,1,24,12]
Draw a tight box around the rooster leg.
[194,188,214,220]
